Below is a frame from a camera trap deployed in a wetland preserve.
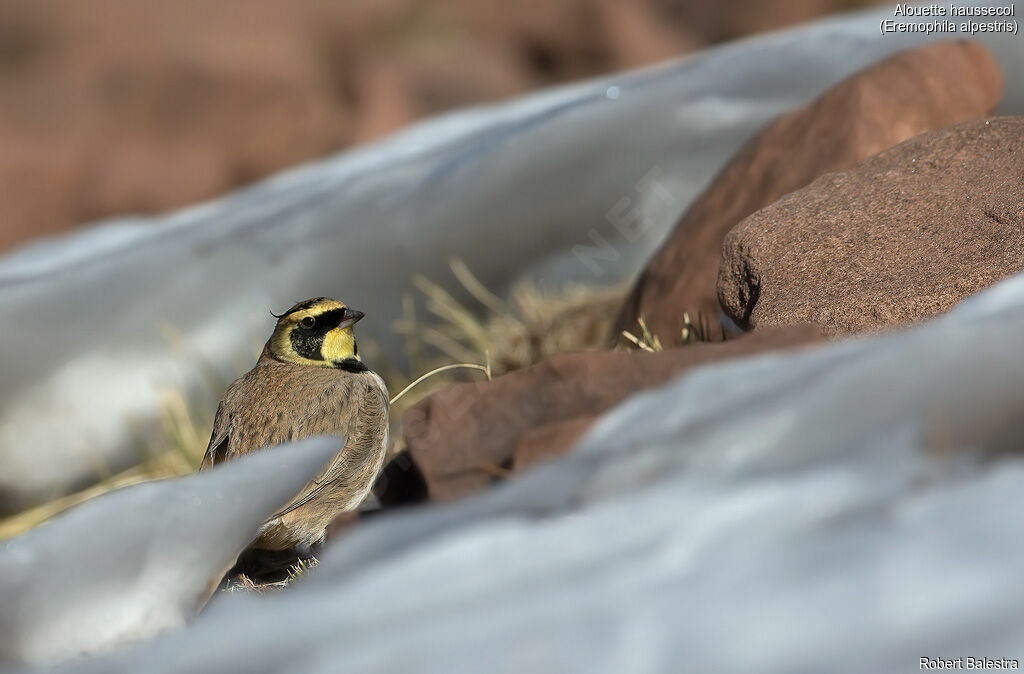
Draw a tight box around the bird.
[199,297,389,559]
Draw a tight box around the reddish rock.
[612,41,1003,345]
[325,511,360,540]
[513,416,597,472]
[404,325,822,500]
[718,117,1024,336]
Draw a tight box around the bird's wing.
[270,379,389,518]
[200,401,231,470]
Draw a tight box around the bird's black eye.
[300,316,316,329]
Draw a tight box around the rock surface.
[405,325,821,500]
[513,416,597,472]
[613,40,1003,344]
[719,117,1024,335]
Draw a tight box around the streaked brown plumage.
[200,297,389,551]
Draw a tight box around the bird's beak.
[338,308,365,330]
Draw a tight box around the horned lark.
[200,297,389,553]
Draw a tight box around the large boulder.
[512,416,597,472]
[404,325,821,500]
[719,117,1024,336]
[613,40,1003,344]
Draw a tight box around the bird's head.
[267,297,365,369]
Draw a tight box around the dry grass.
[225,557,320,594]
[621,317,663,352]
[384,260,627,453]
[620,310,724,352]
[0,390,214,540]
[394,259,625,375]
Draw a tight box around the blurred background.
[0,0,884,253]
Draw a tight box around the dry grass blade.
[621,317,663,352]
[621,330,656,352]
[638,317,663,351]
[287,556,319,581]
[417,326,483,364]
[390,361,492,406]
[680,311,728,344]
[449,257,517,321]
[413,274,494,353]
[224,557,319,594]
[0,466,158,540]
